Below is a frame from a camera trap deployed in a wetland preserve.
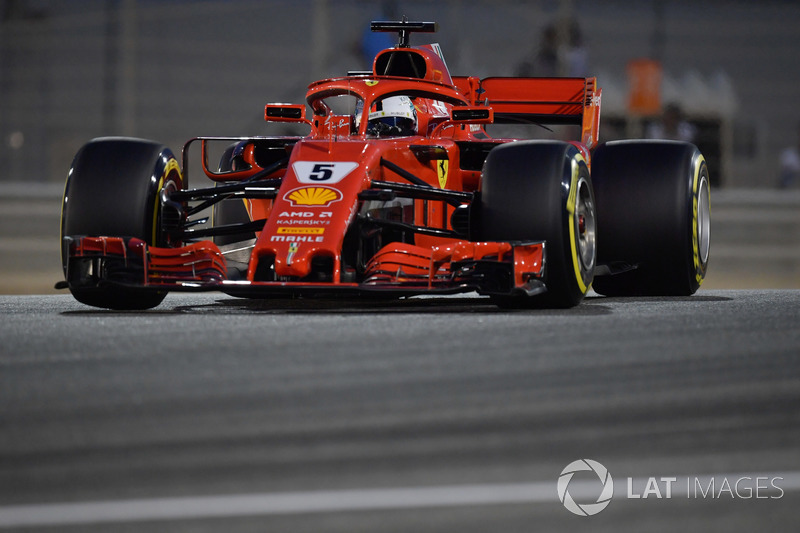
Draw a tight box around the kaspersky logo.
[557,459,614,516]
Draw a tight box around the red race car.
[58,20,711,310]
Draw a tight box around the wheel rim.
[575,177,597,271]
[697,175,711,265]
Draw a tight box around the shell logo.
[284,186,342,207]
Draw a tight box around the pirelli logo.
[277,227,325,235]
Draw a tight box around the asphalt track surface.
[1,290,799,532]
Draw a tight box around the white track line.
[1,472,798,528]
[0,483,549,528]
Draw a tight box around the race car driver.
[356,95,418,137]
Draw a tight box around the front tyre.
[474,141,596,308]
[61,137,183,309]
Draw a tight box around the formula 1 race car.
[58,20,711,310]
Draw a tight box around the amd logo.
[278,211,333,218]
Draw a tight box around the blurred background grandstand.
[3,0,800,188]
[1,0,799,292]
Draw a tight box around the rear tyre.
[474,141,596,308]
[61,137,182,309]
[214,143,255,246]
[591,140,710,296]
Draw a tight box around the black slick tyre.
[591,140,710,296]
[213,143,255,247]
[474,141,596,308]
[61,137,183,310]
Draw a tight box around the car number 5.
[309,163,335,181]
[293,161,359,184]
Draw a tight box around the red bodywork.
[66,37,601,299]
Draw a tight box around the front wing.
[60,236,547,299]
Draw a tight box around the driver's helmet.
[359,95,417,136]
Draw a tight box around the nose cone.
[249,140,377,281]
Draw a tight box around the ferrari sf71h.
[58,20,711,309]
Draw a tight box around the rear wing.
[452,76,601,149]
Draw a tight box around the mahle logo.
[558,459,614,516]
